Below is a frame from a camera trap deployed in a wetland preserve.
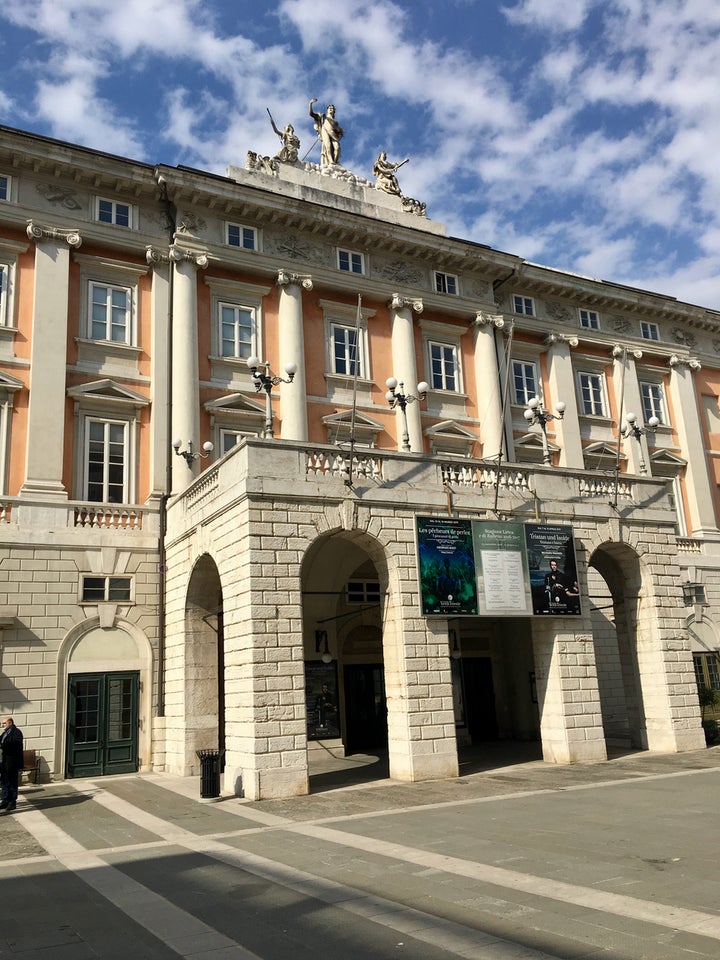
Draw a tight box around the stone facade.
[0,123,715,795]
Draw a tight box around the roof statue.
[372,152,408,196]
[308,99,344,166]
[267,108,300,164]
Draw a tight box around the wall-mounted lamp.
[523,397,565,465]
[682,582,706,606]
[620,411,659,476]
[246,356,298,439]
[385,377,429,452]
[315,629,333,663]
[172,438,214,467]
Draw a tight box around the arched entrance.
[56,620,152,778]
[301,532,387,770]
[588,542,647,750]
[184,554,224,772]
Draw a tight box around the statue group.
[255,99,420,211]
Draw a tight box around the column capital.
[146,245,171,264]
[276,269,313,290]
[471,311,504,329]
[169,245,208,268]
[669,354,701,371]
[26,220,82,248]
[389,293,423,314]
[611,343,643,360]
[544,331,578,348]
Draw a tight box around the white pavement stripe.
[80,783,560,960]
[15,801,263,960]
[292,822,720,941]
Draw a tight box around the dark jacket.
[0,725,24,772]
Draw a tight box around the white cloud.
[501,0,596,31]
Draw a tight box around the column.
[544,333,584,468]
[470,312,504,462]
[610,344,648,475]
[146,247,171,499]
[276,270,312,441]
[21,222,82,499]
[668,355,718,536]
[388,293,423,452]
[170,246,207,493]
[532,621,607,763]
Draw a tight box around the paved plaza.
[2,744,720,959]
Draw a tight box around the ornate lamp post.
[523,397,566,465]
[385,377,428,452]
[621,411,659,475]
[246,356,298,438]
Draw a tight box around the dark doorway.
[343,664,387,753]
[66,672,139,777]
[462,657,499,741]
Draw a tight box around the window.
[429,341,458,390]
[227,223,257,250]
[435,271,458,296]
[579,309,600,330]
[338,249,364,274]
[219,429,245,455]
[694,653,720,691]
[640,382,665,425]
[89,282,131,343]
[82,575,132,602]
[219,303,255,359]
[513,295,535,317]
[578,372,606,416]
[0,175,8,202]
[331,323,364,377]
[512,360,539,406]
[347,580,381,603]
[86,418,127,503]
[641,321,660,341]
[96,197,131,227]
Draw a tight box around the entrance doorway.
[343,664,387,753]
[66,672,139,777]
[462,657,499,741]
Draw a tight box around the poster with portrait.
[305,661,340,740]
[416,517,478,616]
[524,523,582,616]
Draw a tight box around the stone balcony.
[168,437,680,541]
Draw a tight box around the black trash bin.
[196,749,223,799]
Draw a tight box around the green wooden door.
[66,672,139,778]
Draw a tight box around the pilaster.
[544,333,583,468]
[21,221,82,500]
[668,354,718,536]
[471,312,504,461]
[276,270,312,441]
[388,293,424,452]
[170,246,207,493]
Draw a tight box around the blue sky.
[1,0,719,309]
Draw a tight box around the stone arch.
[587,537,702,752]
[54,617,153,778]
[184,553,224,773]
[300,523,459,782]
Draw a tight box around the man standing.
[308,99,344,166]
[0,716,23,811]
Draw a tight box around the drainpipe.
[155,170,177,717]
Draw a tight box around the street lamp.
[523,397,566,465]
[246,356,298,439]
[172,438,214,467]
[385,376,429,452]
[621,411,659,475]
